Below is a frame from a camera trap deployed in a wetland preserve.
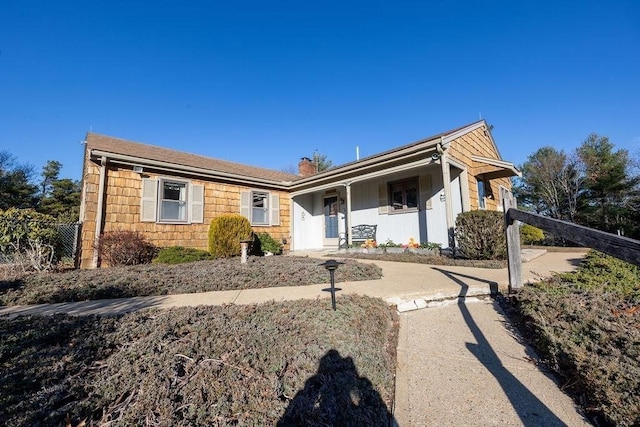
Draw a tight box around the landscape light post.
[319,259,344,311]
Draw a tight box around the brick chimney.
[298,157,317,177]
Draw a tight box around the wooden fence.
[500,187,640,292]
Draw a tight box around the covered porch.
[289,155,465,251]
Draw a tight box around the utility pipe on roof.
[92,156,107,268]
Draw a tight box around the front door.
[323,195,339,247]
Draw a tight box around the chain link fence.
[0,215,83,273]
[54,222,82,266]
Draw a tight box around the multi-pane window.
[390,179,418,211]
[252,191,269,225]
[160,180,187,221]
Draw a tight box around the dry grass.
[0,256,382,306]
[501,251,640,426]
[0,295,398,426]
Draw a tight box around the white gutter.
[290,140,442,188]
[92,156,107,268]
[290,156,438,197]
[90,149,293,190]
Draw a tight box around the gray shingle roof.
[85,133,300,183]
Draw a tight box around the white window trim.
[158,178,190,224]
[251,190,269,226]
[496,185,508,212]
[477,177,487,210]
[240,189,280,226]
[140,177,204,224]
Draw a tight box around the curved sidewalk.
[0,251,585,318]
[0,252,591,426]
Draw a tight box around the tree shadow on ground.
[433,267,569,426]
[278,349,395,427]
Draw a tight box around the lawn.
[0,256,382,306]
[502,251,640,426]
[0,295,398,426]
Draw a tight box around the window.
[141,178,204,224]
[390,178,418,211]
[240,190,280,226]
[252,191,269,225]
[477,179,486,209]
[160,180,187,222]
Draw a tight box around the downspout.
[344,182,352,246]
[438,141,455,249]
[92,156,108,268]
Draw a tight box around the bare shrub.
[96,231,157,267]
[11,239,56,272]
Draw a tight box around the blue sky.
[1,1,638,181]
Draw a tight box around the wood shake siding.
[79,161,291,268]
[447,126,512,211]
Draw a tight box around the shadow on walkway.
[277,349,395,427]
[433,268,567,426]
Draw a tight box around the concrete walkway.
[0,250,586,318]
[0,251,591,425]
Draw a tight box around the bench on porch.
[338,224,377,249]
[350,224,377,244]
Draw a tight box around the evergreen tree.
[517,135,640,238]
[577,134,639,235]
[40,160,62,201]
[40,178,82,220]
[0,151,38,210]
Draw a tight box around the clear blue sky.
[1,1,638,181]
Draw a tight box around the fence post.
[501,188,523,292]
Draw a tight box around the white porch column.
[345,182,352,246]
[440,150,455,248]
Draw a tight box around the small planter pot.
[408,248,438,255]
[384,247,406,254]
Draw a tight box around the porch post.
[345,182,352,246]
[440,149,455,248]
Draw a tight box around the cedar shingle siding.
[79,121,517,268]
[448,127,512,211]
[79,134,293,268]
